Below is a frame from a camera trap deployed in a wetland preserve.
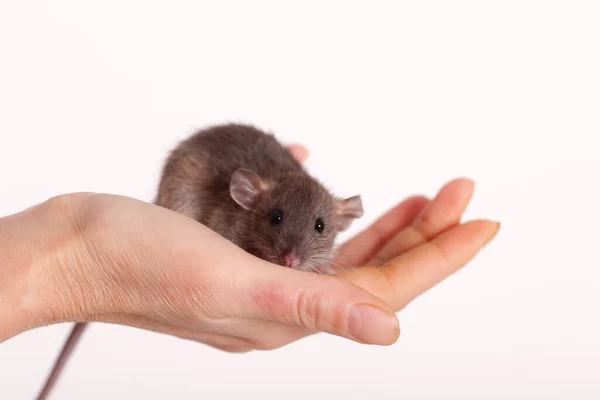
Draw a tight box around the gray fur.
[156,123,363,273]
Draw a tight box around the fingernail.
[348,304,400,345]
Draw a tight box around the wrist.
[0,194,93,342]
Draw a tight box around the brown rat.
[156,123,364,272]
[35,123,363,399]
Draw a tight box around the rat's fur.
[156,123,363,273]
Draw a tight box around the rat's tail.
[35,322,88,400]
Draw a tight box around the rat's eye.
[315,218,325,233]
[270,210,284,225]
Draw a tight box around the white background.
[1,1,599,399]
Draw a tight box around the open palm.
[289,144,498,315]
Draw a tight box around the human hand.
[0,190,400,349]
[0,144,497,353]
[336,179,498,309]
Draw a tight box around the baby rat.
[156,123,364,273]
[35,123,363,399]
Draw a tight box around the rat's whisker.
[327,260,357,273]
[333,245,386,265]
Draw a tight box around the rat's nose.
[282,251,301,268]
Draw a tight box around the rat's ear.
[230,168,270,210]
[333,195,364,232]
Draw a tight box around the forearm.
[0,196,85,342]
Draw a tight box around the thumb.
[238,261,401,346]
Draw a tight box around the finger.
[342,220,500,311]
[370,178,474,264]
[237,262,400,346]
[287,144,309,163]
[334,196,429,267]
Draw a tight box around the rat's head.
[229,168,363,273]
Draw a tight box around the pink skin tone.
[0,144,499,351]
[282,251,301,268]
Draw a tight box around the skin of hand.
[0,144,499,351]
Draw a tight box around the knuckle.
[409,222,431,244]
[294,287,346,335]
[428,240,452,266]
[254,279,347,335]
[378,265,403,293]
[295,290,320,330]
[253,281,323,330]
